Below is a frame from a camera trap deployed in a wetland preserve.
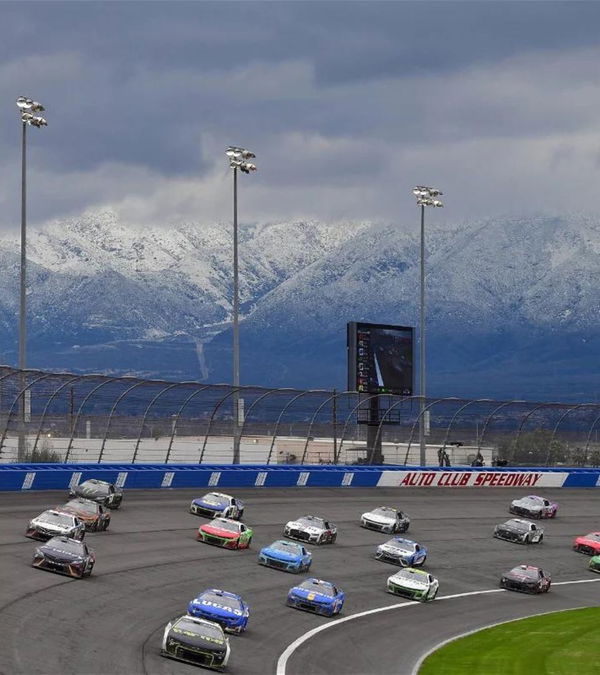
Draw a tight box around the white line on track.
[275,578,600,675]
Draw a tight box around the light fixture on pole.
[412,185,443,467]
[16,95,48,460]
[226,146,256,463]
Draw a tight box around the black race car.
[69,479,123,509]
[500,564,551,594]
[31,536,95,579]
[161,615,231,670]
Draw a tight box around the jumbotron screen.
[347,322,414,395]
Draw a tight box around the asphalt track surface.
[0,488,599,675]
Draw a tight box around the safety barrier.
[1,464,599,491]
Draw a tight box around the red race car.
[197,517,253,549]
[573,532,600,556]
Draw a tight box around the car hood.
[167,627,228,651]
[380,544,413,556]
[261,547,301,561]
[38,546,84,562]
[389,575,429,590]
[363,514,395,524]
[503,571,537,582]
[31,520,70,532]
[290,588,332,601]
[201,525,238,538]
[287,521,323,533]
[576,536,600,545]
[189,601,243,618]
[194,500,226,510]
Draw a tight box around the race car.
[197,517,253,549]
[360,506,410,534]
[69,479,123,509]
[572,532,600,555]
[500,564,551,594]
[493,519,544,544]
[386,568,439,602]
[31,535,95,578]
[58,498,111,531]
[588,555,600,573]
[258,540,312,573]
[161,615,230,670]
[25,509,85,541]
[283,515,337,544]
[375,537,428,567]
[286,578,345,616]
[187,589,249,634]
[190,492,245,520]
[509,495,558,519]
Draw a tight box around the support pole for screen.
[366,395,383,464]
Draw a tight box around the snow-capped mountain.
[0,211,598,399]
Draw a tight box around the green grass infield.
[419,607,600,675]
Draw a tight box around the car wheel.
[246,537,252,549]
[317,534,324,545]
[546,581,551,592]
[330,533,337,544]
[539,534,543,542]
[239,509,244,520]
[416,556,426,567]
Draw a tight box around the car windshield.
[585,533,600,542]
[393,569,427,583]
[505,520,529,531]
[79,481,109,495]
[270,541,301,554]
[39,512,73,526]
[510,566,538,579]
[370,507,396,518]
[298,580,335,596]
[202,493,229,507]
[210,519,240,533]
[64,500,97,513]
[385,539,415,551]
[201,592,242,610]
[297,516,324,528]
[46,538,85,554]
[175,618,224,639]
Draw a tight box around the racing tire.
[238,509,244,520]
[539,533,543,542]
[330,533,337,544]
[85,564,94,578]
[430,587,439,601]
[415,556,426,567]
[317,535,325,545]
[246,537,252,549]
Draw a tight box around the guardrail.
[1,464,599,491]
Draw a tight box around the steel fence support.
[64,376,130,462]
[99,380,165,462]
[0,372,56,455]
[336,393,377,464]
[440,399,493,455]
[32,375,85,455]
[200,387,245,463]
[584,412,600,456]
[548,403,600,465]
[477,400,526,455]
[266,390,329,465]
[371,395,418,465]
[132,383,191,462]
[165,385,212,463]
[403,398,453,465]
[301,391,353,464]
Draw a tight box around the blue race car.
[259,540,312,573]
[189,492,245,520]
[187,589,249,634]
[286,578,345,616]
[374,537,428,567]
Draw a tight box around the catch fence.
[0,366,599,466]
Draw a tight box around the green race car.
[589,555,600,573]
[197,517,253,549]
[386,567,439,602]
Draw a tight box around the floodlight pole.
[18,120,27,460]
[419,203,426,466]
[232,166,241,463]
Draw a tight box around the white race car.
[360,506,410,534]
[283,515,337,545]
[387,568,439,602]
[509,495,558,519]
[25,509,86,541]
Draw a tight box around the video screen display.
[347,322,414,395]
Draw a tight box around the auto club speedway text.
[377,471,569,488]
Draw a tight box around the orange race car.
[58,498,111,532]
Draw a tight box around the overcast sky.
[2,1,600,233]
